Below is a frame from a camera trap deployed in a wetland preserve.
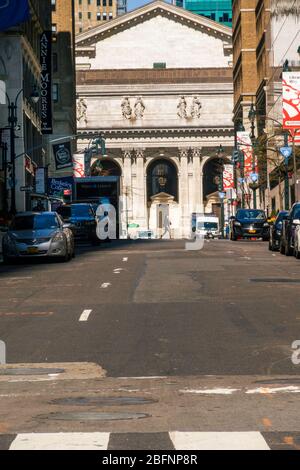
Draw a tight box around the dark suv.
[230,209,269,241]
[269,211,289,251]
[57,203,97,243]
[280,203,300,256]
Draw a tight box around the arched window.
[147,159,178,201]
[91,159,121,177]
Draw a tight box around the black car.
[230,209,269,241]
[280,202,300,256]
[57,203,98,243]
[269,211,289,251]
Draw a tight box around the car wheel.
[280,240,285,254]
[285,241,292,256]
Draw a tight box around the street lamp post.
[217,144,225,239]
[248,103,257,209]
[6,86,39,214]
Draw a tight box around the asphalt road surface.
[0,238,300,450]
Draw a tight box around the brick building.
[48,0,77,178]
[75,0,118,34]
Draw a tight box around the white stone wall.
[77,86,234,130]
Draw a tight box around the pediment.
[76,0,232,53]
[150,192,175,202]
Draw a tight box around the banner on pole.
[53,141,73,170]
[223,164,234,190]
[282,72,300,130]
[73,154,85,178]
[0,0,30,32]
[237,131,253,179]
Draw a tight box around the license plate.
[27,247,39,254]
[249,230,256,234]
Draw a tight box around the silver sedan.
[2,212,75,264]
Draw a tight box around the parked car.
[2,212,74,263]
[280,203,300,256]
[269,211,289,251]
[57,203,98,243]
[294,224,300,259]
[229,209,269,241]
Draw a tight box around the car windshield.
[11,214,59,231]
[198,222,218,230]
[71,205,94,217]
[237,210,265,220]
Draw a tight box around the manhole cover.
[0,368,65,376]
[51,397,156,406]
[250,278,300,284]
[39,412,150,421]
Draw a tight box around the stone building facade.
[76,1,234,238]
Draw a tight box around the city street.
[0,239,300,450]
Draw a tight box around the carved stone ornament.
[77,98,88,125]
[121,97,133,120]
[190,96,202,119]
[177,96,187,119]
[134,97,145,119]
[178,148,189,161]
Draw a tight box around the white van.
[196,215,220,239]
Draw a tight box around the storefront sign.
[53,141,73,170]
[40,31,52,134]
[48,177,73,198]
[283,72,300,130]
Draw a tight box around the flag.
[0,0,30,32]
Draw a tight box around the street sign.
[20,186,34,192]
[280,146,292,158]
[250,172,259,183]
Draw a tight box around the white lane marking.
[169,432,270,451]
[79,309,92,322]
[246,386,300,394]
[100,283,111,289]
[118,376,168,380]
[114,268,124,274]
[180,388,240,395]
[9,433,110,450]
[123,257,128,262]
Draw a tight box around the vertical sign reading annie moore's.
[40,31,52,134]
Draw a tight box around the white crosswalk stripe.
[9,433,110,450]
[169,432,270,451]
[0,431,274,450]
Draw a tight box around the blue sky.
[128,0,172,12]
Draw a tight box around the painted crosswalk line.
[169,432,270,451]
[9,433,110,451]
[0,432,274,450]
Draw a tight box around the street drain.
[39,412,150,421]
[51,397,156,406]
[0,368,65,376]
[250,278,300,284]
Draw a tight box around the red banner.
[283,72,300,130]
[237,131,253,178]
[223,164,234,190]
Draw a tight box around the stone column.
[191,147,204,214]
[135,148,147,229]
[179,148,190,238]
[122,149,133,234]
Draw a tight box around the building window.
[97,12,101,21]
[103,12,107,20]
[51,0,56,12]
[53,84,59,103]
[53,53,58,73]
